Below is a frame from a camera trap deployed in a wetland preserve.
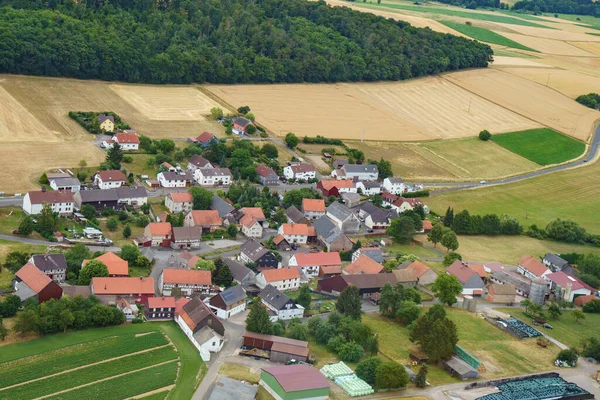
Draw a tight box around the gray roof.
[115,186,148,199]
[491,271,531,294]
[234,117,252,127]
[387,177,404,184]
[333,159,348,168]
[31,254,67,271]
[327,201,353,222]
[182,297,224,332]
[224,258,253,282]
[211,196,235,217]
[443,356,479,377]
[199,168,231,177]
[240,239,269,262]
[217,285,247,306]
[543,253,570,268]
[360,202,380,216]
[359,180,380,189]
[343,164,378,174]
[285,206,306,223]
[78,189,119,202]
[62,285,92,298]
[189,155,212,168]
[160,171,187,181]
[193,325,223,345]
[14,280,37,302]
[172,226,202,241]
[207,376,258,400]
[358,249,384,264]
[258,284,297,311]
[341,192,360,201]
[313,216,344,245]
[50,177,80,187]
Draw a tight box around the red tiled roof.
[148,222,172,236]
[147,296,176,308]
[262,365,329,392]
[273,234,286,245]
[189,210,222,227]
[319,180,354,190]
[16,263,51,293]
[422,220,433,230]
[162,269,212,285]
[169,192,193,203]
[197,131,216,144]
[574,294,599,306]
[83,252,128,276]
[446,260,477,284]
[240,213,259,228]
[468,264,486,279]
[518,255,549,277]
[405,260,433,278]
[546,271,593,291]
[96,170,127,182]
[281,223,312,236]
[241,207,265,220]
[262,267,300,282]
[344,254,384,275]
[92,277,154,295]
[302,199,326,212]
[320,265,342,275]
[293,252,341,267]
[26,190,74,205]
[114,132,140,144]
[256,164,276,177]
[175,297,190,314]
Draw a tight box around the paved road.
[0,233,121,252]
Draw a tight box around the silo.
[529,278,547,305]
[468,297,477,313]
[463,296,472,311]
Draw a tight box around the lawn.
[218,364,259,384]
[0,269,15,291]
[387,243,442,259]
[492,128,585,166]
[123,154,158,179]
[0,239,48,266]
[440,21,536,51]
[0,207,28,235]
[97,219,144,247]
[497,309,600,350]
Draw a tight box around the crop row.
[45,361,178,400]
[0,331,168,389]
[0,346,178,400]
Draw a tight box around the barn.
[243,332,309,363]
[260,364,330,400]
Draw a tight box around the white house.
[278,223,315,245]
[546,272,593,302]
[49,177,80,192]
[258,285,304,322]
[288,252,342,278]
[94,170,127,189]
[240,213,263,238]
[159,269,212,296]
[22,190,74,216]
[115,186,148,207]
[206,285,247,319]
[283,163,316,181]
[332,164,378,181]
[157,171,187,188]
[302,198,326,220]
[517,255,551,280]
[195,168,232,187]
[104,131,140,151]
[382,177,405,195]
[165,192,194,214]
[356,181,381,196]
[176,297,225,361]
[256,267,301,291]
[187,155,213,174]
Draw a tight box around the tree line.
[512,0,600,16]
[442,207,523,236]
[0,0,492,84]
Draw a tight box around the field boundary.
[126,386,173,400]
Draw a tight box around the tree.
[336,286,362,320]
[397,301,421,325]
[441,231,459,253]
[387,216,417,244]
[432,274,462,306]
[307,316,323,335]
[582,337,600,360]
[81,204,97,220]
[39,172,49,185]
[378,283,396,318]
[583,299,600,313]
[579,254,600,280]
[545,218,586,244]
[4,251,29,273]
[106,217,119,232]
[18,215,34,235]
[195,259,216,272]
[285,132,299,149]
[57,309,75,333]
[377,158,393,180]
[246,300,273,334]
[245,124,257,134]
[210,107,223,119]
[189,187,213,210]
[288,323,309,340]
[452,210,471,234]
[37,204,56,236]
[226,224,238,239]
[122,224,132,239]
[482,214,501,235]
[237,106,251,114]
[500,214,523,235]
[443,252,462,267]
[13,309,40,337]
[428,223,443,247]
[556,348,578,366]
[78,260,109,285]
[282,188,319,208]
[478,130,491,141]
[213,258,233,287]
[296,284,312,314]
[444,207,454,227]
[375,362,408,390]
[261,143,278,159]
[338,341,364,362]
[356,357,382,385]
[415,365,428,388]
[520,298,533,314]
[410,305,458,362]
[548,302,562,320]
[0,317,7,341]
[136,255,150,270]
[573,309,585,323]
[120,245,142,266]
[106,142,124,169]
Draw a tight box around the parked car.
[543,323,553,329]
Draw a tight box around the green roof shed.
[260,364,330,400]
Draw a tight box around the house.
[272,234,290,251]
[333,158,348,169]
[159,269,212,296]
[341,192,361,208]
[13,263,63,303]
[421,220,433,233]
[239,239,280,269]
[546,271,593,302]
[158,171,188,188]
[302,199,326,220]
[326,202,360,234]
[91,277,155,304]
[207,285,247,319]
[260,364,330,400]
[74,189,119,212]
[168,251,201,269]
[401,260,438,285]
[210,195,236,219]
[391,197,423,213]
[82,252,128,277]
[195,168,232,187]
[49,177,80,192]
[391,269,419,287]
[517,255,551,280]
[487,283,516,304]
[313,216,353,252]
[176,297,225,361]
[29,253,68,282]
[256,164,279,186]
[244,332,310,364]
[98,114,115,132]
[184,210,222,232]
[196,131,218,147]
[23,190,74,216]
[332,164,378,181]
[317,273,397,296]
[283,163,316,181]
[365,208,397,230]
[171,226,202,249]
[288,252,342,278]
[115,186,148,207]
[224,258,255,286]
[316,179,356,197]
[382,177,405,195]
[109,131,140,151]
[278,223,316,245]
[187,155,213,174]
[143,222,172,247]
[233,117,253,135]
[145,296,176,320]
[94,170,127,189]
[446,260,485,296]
[542,253,575,275]
[343,254,384,275]
[116,297,139,321]
[165,192,194,214]
[160,162,177,172]
[256,267,301,291]
[239,207,266,238]
[352,247,384,264]
[285,206,308,225]
[258,285,304,322]
[381,191,399,205]
[356,180,381,196]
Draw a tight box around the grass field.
[0,323,204,400]
[492,128,585,165]
[440,21,537,51]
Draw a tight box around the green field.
[492,128,585,166]
[440,21,537,51]
[0,323,204,400]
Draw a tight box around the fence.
[455,345,481,370]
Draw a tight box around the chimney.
[104,285,107,290]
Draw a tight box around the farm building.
[239,239,279,269]
[546,271,593,302]
[90,277,154,304]
[210,195,236,218]
[316,179,356,197]
[313,216,353,252]
[207,285,247,319]
[170,226,202,249]
[340,192,361,208]
[141,222,173,247]
[517,255,551,280]
[440,356,480,380]
[352,247,384,264]
[82,252,128,277]
[398,260,438,285]
[326,202,360,234]
[207,376,258,400]
[224,258,255,286]
[285,205,308,225]
[13,263,63,303]
[332,164,378,181]
[243,332,310,364]
[176,297,225,361]
[184,210,223,232]
[542,253,575,276]
[288,252,342,278]
[317,273,397,296]
[260,364,330,400]
[446,260,485,296]
[145,296,176,320]
[490,270,532,298]
[343,254,384,275]
[487,283,517,304]
[391,269,419,287]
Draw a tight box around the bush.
[375,361,409,389]
[582,299,600,313]
[443,252,462,267]
[403,190,429,198]
[356,357,382,385]
[337,341,364,362]
[556,348,578,366]
[327,335,346,353]
[478,130,491,140]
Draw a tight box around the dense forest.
[512,0,600,16]
[0,0,492,84]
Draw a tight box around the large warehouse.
[260,364,330,400]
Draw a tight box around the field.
[440,21,536,51]
[0,323,204,400]
[492,128,585,165]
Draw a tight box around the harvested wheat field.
[570,41,600,57]
[496,32,595,56]
[493,22,600,42]
[0,85,54,142]
[444,69,600,140]
[490,56,549,67]
[208,77,539,141]
[502,67,600,98]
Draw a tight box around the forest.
[513,0,600,15]
[0,0,492,84]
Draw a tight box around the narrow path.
[124,385,174,400]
